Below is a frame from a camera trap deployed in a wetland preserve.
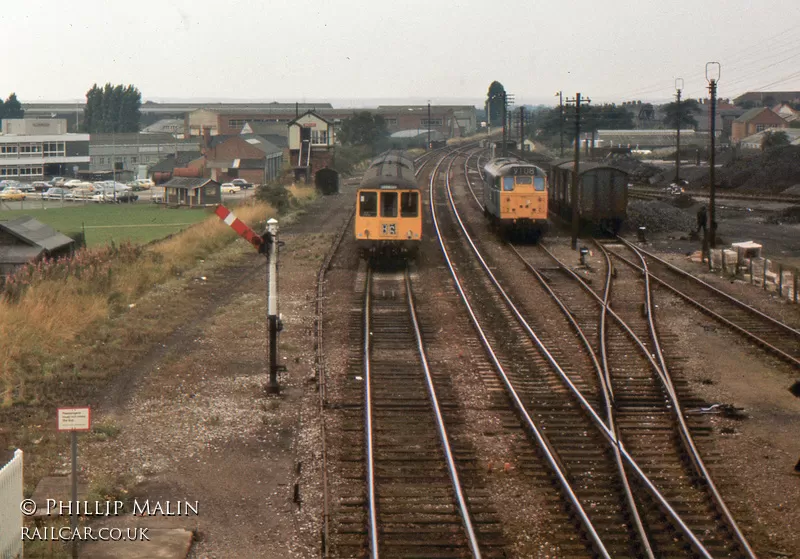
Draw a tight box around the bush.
[256,183,294,215]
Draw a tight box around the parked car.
[0,188,27,201]
[64,179,84,188]
[128,178,154,191]
[69,188,95,200]
[31,181,52,192]
[114,191,139,203]
[221,183,241,194]
[231,178,253,189]
[50,177,66,187]
[44,187,70,200]
[15,183,37,193]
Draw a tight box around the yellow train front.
[483,157,549,237]
[355,152,422,257]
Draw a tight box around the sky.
[3,0,800,108]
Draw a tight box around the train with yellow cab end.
[483,157,549,237]
[355,151,422,257]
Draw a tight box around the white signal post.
[266,218,280,394]
[58,407,91,559]
[214,206,282,393]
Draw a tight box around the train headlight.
[364,229,370,238]
[407,231,413,239]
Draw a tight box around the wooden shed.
[0,216,75,276]
[161,177,221,207]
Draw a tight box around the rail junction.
[315,145,799,558]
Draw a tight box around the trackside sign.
[57,407,91,431]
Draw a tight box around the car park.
[70,188,95,200]
[221,183,241,194]
[15,184,37,193]
[50,177,66,187]
[64,179,84,188]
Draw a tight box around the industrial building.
[0,119,89,179]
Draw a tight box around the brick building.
[731,107,788,143]
[201,130,283,185]
[288,111,335,181]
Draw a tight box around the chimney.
[202,126,211,153]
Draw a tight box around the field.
[0,204,211,246]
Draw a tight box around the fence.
[0,449,23,559]
[709,249,799,303]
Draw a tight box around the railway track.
[441,149,756,556]
[323,150,506,558]
[629,186,800,205]
[605,239,800,369]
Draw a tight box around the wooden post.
[779,263,784,297]
[763,259,768,291]
[722,250,726,275]
[749,258,754,284]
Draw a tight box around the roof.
[390,129,446,140]
[0,216,75,252]
[739,128,800,148]
[161,177,219,190]
[288,110,332,126]
[149,151,203,173]
[141,119,185,134]
[240,134,283,156]
[206,158,270,170]
[735,107,769,123]
[360,152,418,190]
[552,161,629,175]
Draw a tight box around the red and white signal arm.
[58,407,91,431]
[214,205,264,251]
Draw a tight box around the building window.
[421,119,442,127]
[756,124,766,132]
[311,129,328,145]
[384,118,398,126]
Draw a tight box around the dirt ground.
[47,191,356,559]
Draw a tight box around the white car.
[64,179,84,188]
[221,183,241,194]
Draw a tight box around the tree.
[662,98,701,129]
[338,112,388,150]
[82,83,141,133]
[485,81,506,127]
[0,92,24,124]
[761,130,790,151]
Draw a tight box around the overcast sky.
[4,0,799,107]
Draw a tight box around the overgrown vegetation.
[0,202,276,406]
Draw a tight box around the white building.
[0,119,89,179]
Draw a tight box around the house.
[160,177,221,207]
[731,107,788,143]
[734,91,800,106]
[0,216,75,276]
[772,103,799,123]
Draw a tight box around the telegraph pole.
[566,93,591,250]
[556,91,564,157]
[519,106,525,151]
[501,91,507,156]
[706,63,720,249]
[675,78,683,183]
[427,100,431,150]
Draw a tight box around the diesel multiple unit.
[355,152,422,256]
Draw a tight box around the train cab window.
[380,191,398,217]
[516,176,532,185]
[359,192,377,217]
[400,192,418,217]
[534,177,545,191]
[503,177,515,191]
